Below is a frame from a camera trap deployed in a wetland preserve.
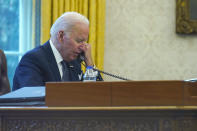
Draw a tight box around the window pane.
[5,54,19,88]
[0,0,19,51]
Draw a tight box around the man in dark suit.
[13,12,102,91]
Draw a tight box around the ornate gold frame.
[176,0,197,34]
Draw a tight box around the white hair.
[50,12,89,38]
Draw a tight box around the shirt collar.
[49,39,63,64]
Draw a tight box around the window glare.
[0,0,19,51]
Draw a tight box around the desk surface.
[0,106,197,111]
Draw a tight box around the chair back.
[0,50,11,95]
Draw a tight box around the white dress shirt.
[49,40,64,78]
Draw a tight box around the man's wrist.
[85,60,94,67]
[86,64,96,68]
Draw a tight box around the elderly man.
[13,12,102,91]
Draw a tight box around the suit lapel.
[68,60,82,81]
[41,41,61,81]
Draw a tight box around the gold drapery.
[41,0,105,71]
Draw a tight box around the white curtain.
[19,0,33,56]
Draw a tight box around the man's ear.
[57,31,64,42]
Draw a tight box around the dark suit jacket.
[13,41,103,91]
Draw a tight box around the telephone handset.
[79,52,85,61]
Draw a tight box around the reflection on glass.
[190,0,197,20]
[5,54,19,89]
[0,0,19,51]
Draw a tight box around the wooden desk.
[0,106,197,130]
[1,80,197,130]
[46,80,197,106]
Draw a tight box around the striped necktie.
[61,61,70,81]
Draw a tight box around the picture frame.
[176,0,197,34]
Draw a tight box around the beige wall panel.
[104,0,197,81]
